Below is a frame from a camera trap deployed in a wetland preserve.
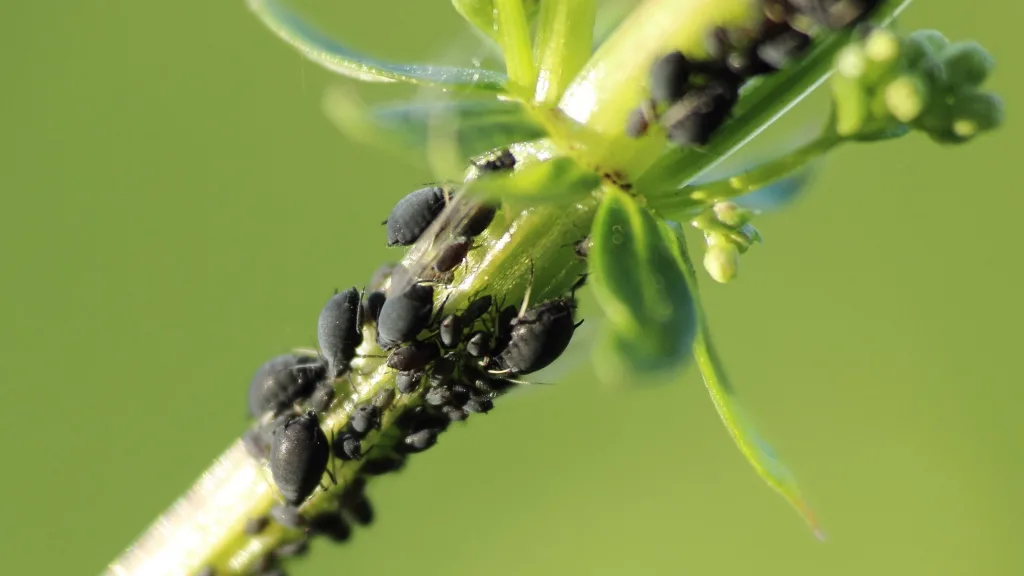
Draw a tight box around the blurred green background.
[2,1,1020,574]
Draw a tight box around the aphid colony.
[231,149,583,576]
[627,0,882,146]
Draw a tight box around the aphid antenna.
[517,260,537,319]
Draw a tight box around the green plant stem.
[648,132,842,217]
[533,0,597,105]
[495,0,537,97]
[105,198,593,576]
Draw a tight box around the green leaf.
[249,0,507,92]
[467,141,600,206]
[533,0,596,105]
[589,188,696,377]
[636,0,913,192]
[322,89,546,173]
[661,223,825,539]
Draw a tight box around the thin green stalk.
[495,0,537,96]
[649,132,841,217]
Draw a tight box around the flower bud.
[885,75,929,123]
[950,92,1004,139]
[902,30,948,69]
[704,241,739,284]
[940,41,995,90]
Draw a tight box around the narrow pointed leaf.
[495,0,536,95]
[322,89,545,170]
[589,188,696,377]
[249,0,507,92]
[662,223,825,539]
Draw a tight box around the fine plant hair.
[104,1,1003,575]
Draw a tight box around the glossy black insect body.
[465,396,494,414]
[248,354,326,418]
[755,27,812,70]
[457,203,498,238]
[473,148,516,172]
[310,381,335,413]
[364,290,387,325]
[492,305,520,360]
[396,370,422,394]
[317,287,363,378]
[661,78,739,147]
[466,330,490,358]
[386,340,440,372]
[441,405,469,422]
[269,410,331,506]
[433,236,473,274]
[361,456,406,476]
[625,105,652,138]
[310,513,351,542]
[349,404,381,437]
[497,299,580,375]
[340,492,374,526]
[399,429,440,454]
[650,51,693,105]
[385,186,448,247]
[375,283,435,350]
[460,295,494,325]
[439,314,463,348]
[425,385,453,407]
[334,433,362,461]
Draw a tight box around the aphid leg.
[517,261,536,318]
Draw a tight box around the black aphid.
[439,314,463,348]
[755,27,812,70]
[316,287,363,378]
[661,78,739,147]
[245,515,270,535]
[650,51,693,105]
[466,331,490,358]
[465,397,494,414]
[429,354,456,385]
[496,298,581,376]
[472,374,515,396]
[310,382,335,413]
[334,434,362,461]
[385,186,448,247]
[396,370,422,394]
[433,236,473,274]
[309,513,351,543]
[375,283,435,350]
[425,385,453,407]
[450,383,471,407]
[361,456,406,476]
[399,429,440,454]
[273,537,309,559]
[364,290,387,325]
[625,105,652,138]
[340,493,374,526]
[386,339,440,372]
[457,203,498,238]
[248,354,326,418]
[441,405,469,422]
[372,385,396,410]
[460,295,494,325]
[349,404,381,437]
[473,148,516,172]
[791,0,881,29]
[396,405,450,433]
[269,410,331,506]
[270,504,305,530]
